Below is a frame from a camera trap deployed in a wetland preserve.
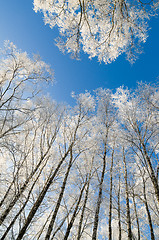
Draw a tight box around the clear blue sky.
[0,0,159,104]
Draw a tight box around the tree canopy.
[0,42,159,239]
[33,0,159,63]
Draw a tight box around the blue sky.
[0,0,159,105]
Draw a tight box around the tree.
[122,147,133,240]
[33,0,159,63]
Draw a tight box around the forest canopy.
[0,42,158,239]
[33,0,159,63]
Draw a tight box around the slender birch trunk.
[132,189,140,240]
[108,147,114,240]
[142,177,155,240]
[117,173,122,240]
[123,148,132,240]
[142,142,159,205]
[92,146,107,240]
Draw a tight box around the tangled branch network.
[34,0,159,63]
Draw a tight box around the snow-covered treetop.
[33,0,159,64]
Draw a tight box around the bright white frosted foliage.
[0,41,54,86]
[71,91,95,112]
[33,0,158,63]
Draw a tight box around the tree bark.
[142,177,155,240]
[117,173,122,240]
[132,189,140,240]
[142,142,159,205]
[92,146,107,240]
[108,147,114,240]
[123,148,132,240]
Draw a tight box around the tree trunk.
[92,147,107,240]
[108,147,114,240]
[132,189,140,240]
[123,148,132,240]
[142,142,159,205]
[117,173,122,240]
[142,177,155,240]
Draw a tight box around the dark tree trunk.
[142,142,159,205]
[123,148,132,240]
[117,173,122,240]
[143,178,155,240]
[132,189,140,240]
[92,147,107,240]
[108,147,114,240]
